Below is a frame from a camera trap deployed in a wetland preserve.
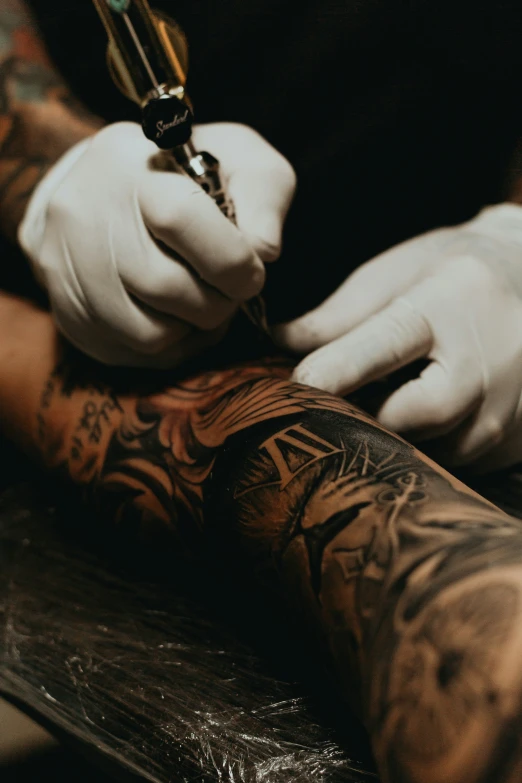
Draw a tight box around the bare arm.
[2,292,522,783]
[0,0,102,241]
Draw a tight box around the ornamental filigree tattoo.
[37,358,522,783]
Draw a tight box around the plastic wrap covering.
[0,481,378,783]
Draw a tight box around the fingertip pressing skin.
[272,231,446,357]
[290,298,433,397]
[272,309,338,355]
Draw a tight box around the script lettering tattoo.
[36,357,522,783]
[72,394,122,458]
[0,0,101,240]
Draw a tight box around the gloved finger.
[47,261,194,358]
[139,170,265,300]
[291,296,433,396]
[415,261,522,465]
[438,413,506,468]
[55,304,227,368]
[465,415,522,474]
[120,243,238,330]
[439,386,520,468]
[448,317,522,466]
[273,228,455,354]
[373,268,497,437]
[376,360,483,437]
[192,123,296,262]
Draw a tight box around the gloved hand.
[275,204,522,472]
[19,121,296,367]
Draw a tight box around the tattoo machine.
[92,0,268,333]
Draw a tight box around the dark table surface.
[0,450,378,783]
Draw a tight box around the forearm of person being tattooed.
[0,0,102,240]
[3,294,522,783]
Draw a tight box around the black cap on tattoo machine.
[92,0,269,334]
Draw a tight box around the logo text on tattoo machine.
[156,111,189,139]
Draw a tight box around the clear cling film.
[0,480,377,782]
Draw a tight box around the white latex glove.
[19,121,296,367]
[275,204,522,472]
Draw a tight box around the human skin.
[3,5,522,779]
[1,292,522,783]
[0,0,101,242]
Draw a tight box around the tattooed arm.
[0,0,101,241]
[2,291,522,783]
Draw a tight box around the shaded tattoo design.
[0,1,101,239]
[37,358,522,783]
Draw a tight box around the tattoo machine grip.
[92,0,268,333]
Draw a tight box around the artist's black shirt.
[24,0,522,321]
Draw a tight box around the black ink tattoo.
[35,358,522,783]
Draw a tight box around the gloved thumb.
[192,123,296,262]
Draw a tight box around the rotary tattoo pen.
[92,0,268,333]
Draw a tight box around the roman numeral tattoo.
[36,356,522,783]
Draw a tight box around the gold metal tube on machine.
[92,0,268,333]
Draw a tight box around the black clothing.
[25,0,522,321]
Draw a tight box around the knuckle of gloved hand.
[382,313,418,365]
[196,122,257,156]
[219,122,296,186]
[248,232,282,264]
[212,122,264,148]
[145,180,207,236]
[445,253,495,292]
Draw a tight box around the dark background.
[3,2,522,779]
[16,0,522,322]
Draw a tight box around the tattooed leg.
[3,295,522,783]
